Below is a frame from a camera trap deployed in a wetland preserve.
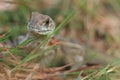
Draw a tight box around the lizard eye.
[45,19,49,25]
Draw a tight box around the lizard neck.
[29,31,48,41]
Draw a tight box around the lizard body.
[25,12,116,69]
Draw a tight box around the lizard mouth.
[31,28,54,35]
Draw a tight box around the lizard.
[24,11,117,70]
[23,11,84,69]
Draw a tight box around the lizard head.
[27,12,55,35]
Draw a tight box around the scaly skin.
[27,11,55,39]
[25,12,116,70]
[24,12,55,50]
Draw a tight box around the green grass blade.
[11,46,56,71]
[0,30,11,42]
